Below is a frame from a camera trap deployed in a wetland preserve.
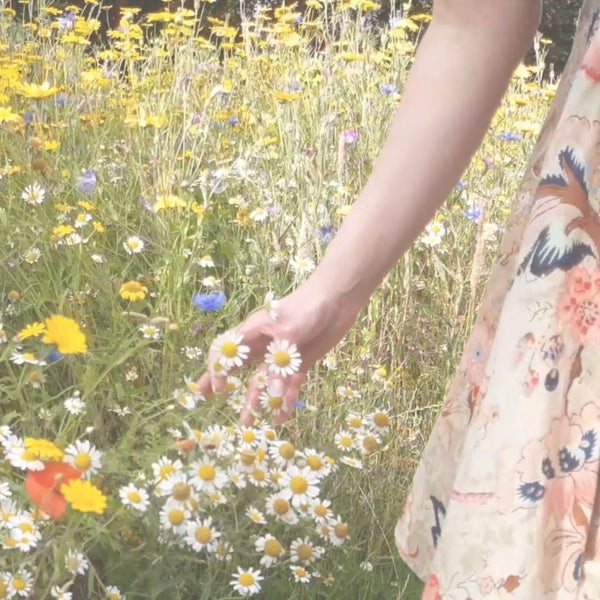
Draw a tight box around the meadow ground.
[0,1,554,598]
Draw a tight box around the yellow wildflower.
[61,479,107,514]
[120,281,148,301]
[42,315,87,354]
[20,81,60,100]
[24,437,63,461]
[18,322,46,340]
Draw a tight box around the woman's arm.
[302,0,542,316]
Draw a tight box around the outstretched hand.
[197,287,359,426]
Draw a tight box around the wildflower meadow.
[0,0,555,598]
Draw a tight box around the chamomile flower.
[227,464,247,489]
[358,433,381,455]
[23,247,42,264]
[185,516,221,552]
[237,426,262,450]
[50,585,73,599]
[336,386,361,400]
[159,501,190,534]
[269,441,297,467]
[346,412,366,432]
[340,456,364,469]
[265,491,298,524]
[8,570,33,596]
[327,518,349,547]
[21,183,46,205]
[245,506,267,525]
[334,430,355,452]
[230,567,263,596]
[308,498,334,524]
[64,550,89,575]
[139,324,160,340]
[64,440,103,479]
[105,585,124,599]
[290,565,311,583]
[290,537,321,564]
[259,379,286,416]
[278,466,320,507]
[152,456,183,484]
[188,457,228,493]
[227,392,245,413]
[64,393,85,415]
[119,484,150,512]
[264,340,301,376]
[298,449,333,478]
[263,291,279,320]
[367,409,391,433]
[213,331,249,369]
[215,541,234,562]
[182,346,203,360]
[123,235,145,254]
[0,482,11,500]
[248,466,270,488]
[255,534,284,567]
[197,254,214,267]
[5,440,44,471]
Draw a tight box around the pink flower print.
[422,574,442,600]
[557,264,600,344]
[515,404,600,523]
[478,575,495,595]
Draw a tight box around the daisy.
[308,499,334,524]
[227,392,245,413]
[8,571,33,597]
[64,392,85,415]
[263,291,278,320]
[289,256,315,276]
[269,441,297,467]
[50,585,73,599]
[329,517,349,546]
[336,386,361,400]
[23,248,42,264]
[278,466,320,507]
[5,440,44,471]
[202,425,235,458]
[119,484,150,512]
[123,235,144,254]
[290,537,321,564]
[265,491,298,525]
[10,351,46,366]
[290,565,311,583]
[182,346,203,360]
[159,501,190,535]
[152,457,183,484]
[367,409,391,433]
[264,340,301,376]
[12,528,39,552]
[21,183,46,205]
[227,464,247,489]
[105,586,123,600]
[358,433,380,455]
[230,567,263,597]
[259,379,286,417]
[198,254,214,267]
[64,440,103,479]
[298,449,333,478]
[346,412,366,432]
[255,534,284,567]
[248,466,270,488]
[139,324,160,340]
[188,457,228,494]
[212,331,249,369]
[215,541,234,562]
[0,425,12,442]
[334,430,355,452]
[237,426,261,450]
[65,550,89,575]
[340,456,364,469]
[185,516,221,552]
[245,506,267,525]
[0,482,11,500]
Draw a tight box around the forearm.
[303,0,542,314]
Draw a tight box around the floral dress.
[394,2,600,598]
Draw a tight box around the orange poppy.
[25,461,81,520]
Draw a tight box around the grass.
[0,1,554,598]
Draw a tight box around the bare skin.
[197,0,543,426]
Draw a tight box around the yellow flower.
[120,281,148,301]
[155,194,186,212]
[272,90,301,102]
[18,322,46,340]
[61,479,107,514]
[24,437,64,461]
[0,106,21,124]
[42,315,87,354]
[20,81,60,100]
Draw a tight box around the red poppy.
[25,461,81,520]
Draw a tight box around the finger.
[197,371,214,398]
[240,369,267,426]
[274,372,306,425]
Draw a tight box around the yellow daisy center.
[74,452,92,471]
[12,579,26,591]
[159,464,175,480]
[373,412,389,428]
[297,544,313,561]
[279,443,296,460]
[22,448,38,461]
[221,341,238,358]
[168,509,185,525]
[0,580,7,596]
[18,522,33,533]
[306,455,323,470]
[242,430,256,443]
[334,522,349,539]
[273,498,290,515]
[252,469,267,482]
[127,491,142,503]
[240,451,256,466]
[264,538,282,557]
[195,526,212,544]
[239,573,255,587]
[198,464,216,481]
[268,395,283,409]
[172,482,191,501]
[314,504,328,517]
[290,476,308,494]
[294,567,307,577]
[349,416,363,428]
[273,349,290,367]
[362,435,379,453]
[339,436,353,448]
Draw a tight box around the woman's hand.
[197,285,360,426]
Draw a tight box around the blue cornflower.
[455,180,468,192]
[379,83,397,95]
[76,169,97,195]
[464,205,483,222]
[193,291,227,311]
[500,131,522,142]
[228,116,240,126]
[57,11,76,31]
[316,224,336,244]
[290,81,302,92]
[293,14,303,24]
[23,111,34,126]
[56,93,68,107]
[46,350,62,363]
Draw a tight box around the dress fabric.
[394,2,600,598]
